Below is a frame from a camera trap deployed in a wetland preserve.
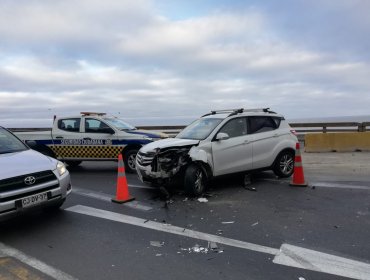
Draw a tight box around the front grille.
[136,151,155,166]
[1,184,59,203]
[0,170,57,193]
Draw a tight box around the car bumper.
[0,171,72,221]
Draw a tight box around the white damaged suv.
[136,108,297,195]
[0,126,72,221]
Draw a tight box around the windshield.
[0,128,28,154]
[176,118,223,140]
[103,118,136,130]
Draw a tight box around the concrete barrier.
[305,132,370,152]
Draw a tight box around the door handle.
[55,136,63,139]
[83,138,92,140]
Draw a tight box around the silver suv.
[136,108,297,195]
[0,127,72,221]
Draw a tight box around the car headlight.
[57,161,67,176]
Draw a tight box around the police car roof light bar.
[80,112,107,116]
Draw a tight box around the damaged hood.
[139,138,199,153]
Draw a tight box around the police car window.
[218,118,247,138]
[249,117,277,134]
[85,118,110,133]
[58,118,80,132]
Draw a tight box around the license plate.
[21,192,48,208]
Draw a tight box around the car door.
[248,116,282,169]
[81,117,121,159]
[51,117,84,160]
[211,117,253,176]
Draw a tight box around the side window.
[249,117,277,134]
[58,118,80,132]
[272,117,282,128]
[218,118,247,138]
[85,118,111,133]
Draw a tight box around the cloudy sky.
[1,0,369,127]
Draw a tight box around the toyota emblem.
[24,176,36,185]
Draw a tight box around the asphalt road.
[1,153,370,280]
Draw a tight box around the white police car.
[0,126,71,221]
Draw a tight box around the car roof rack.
[202,108,275,117]
[80,112,107,116]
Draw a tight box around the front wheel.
[184,164,207,196]
[273,150,294,177]
[123,149,138,173]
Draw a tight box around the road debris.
[222,221,235,224]
[208,241,224,253]
[244,174,252,186]
[197,198,208,203]
[181,242,224,254]
[244,186,257,191]
[150,241,164,247]
[251,222,259,227]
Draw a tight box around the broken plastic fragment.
[251,222,259,227]
[197,198,208,203]
[222,221,235,224]
[150,241,164,247]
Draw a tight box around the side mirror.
[216,132,229,141]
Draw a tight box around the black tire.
[65,160,82,167]
[273,150,295,178]
[184,164,207,196]
[123,149,138,173]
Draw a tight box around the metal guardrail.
[289,122,369,133]
[140,122,370,136]
[8,122,370,138]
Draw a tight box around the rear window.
[248,116,278,134]
[58,118,81,132]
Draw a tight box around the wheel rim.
[279,154,294,175]
[194,169,203,192]
[127,154,136,170]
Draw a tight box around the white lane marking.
[66,205,370,280]
[72,187,152,211]
[0,242,78,280]
[274,244,370,280]
[312,182,369,190]
[65,205,278,255]
[259,178,370,190]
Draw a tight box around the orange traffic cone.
[290,142,308,187]
[112,154,135,203]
